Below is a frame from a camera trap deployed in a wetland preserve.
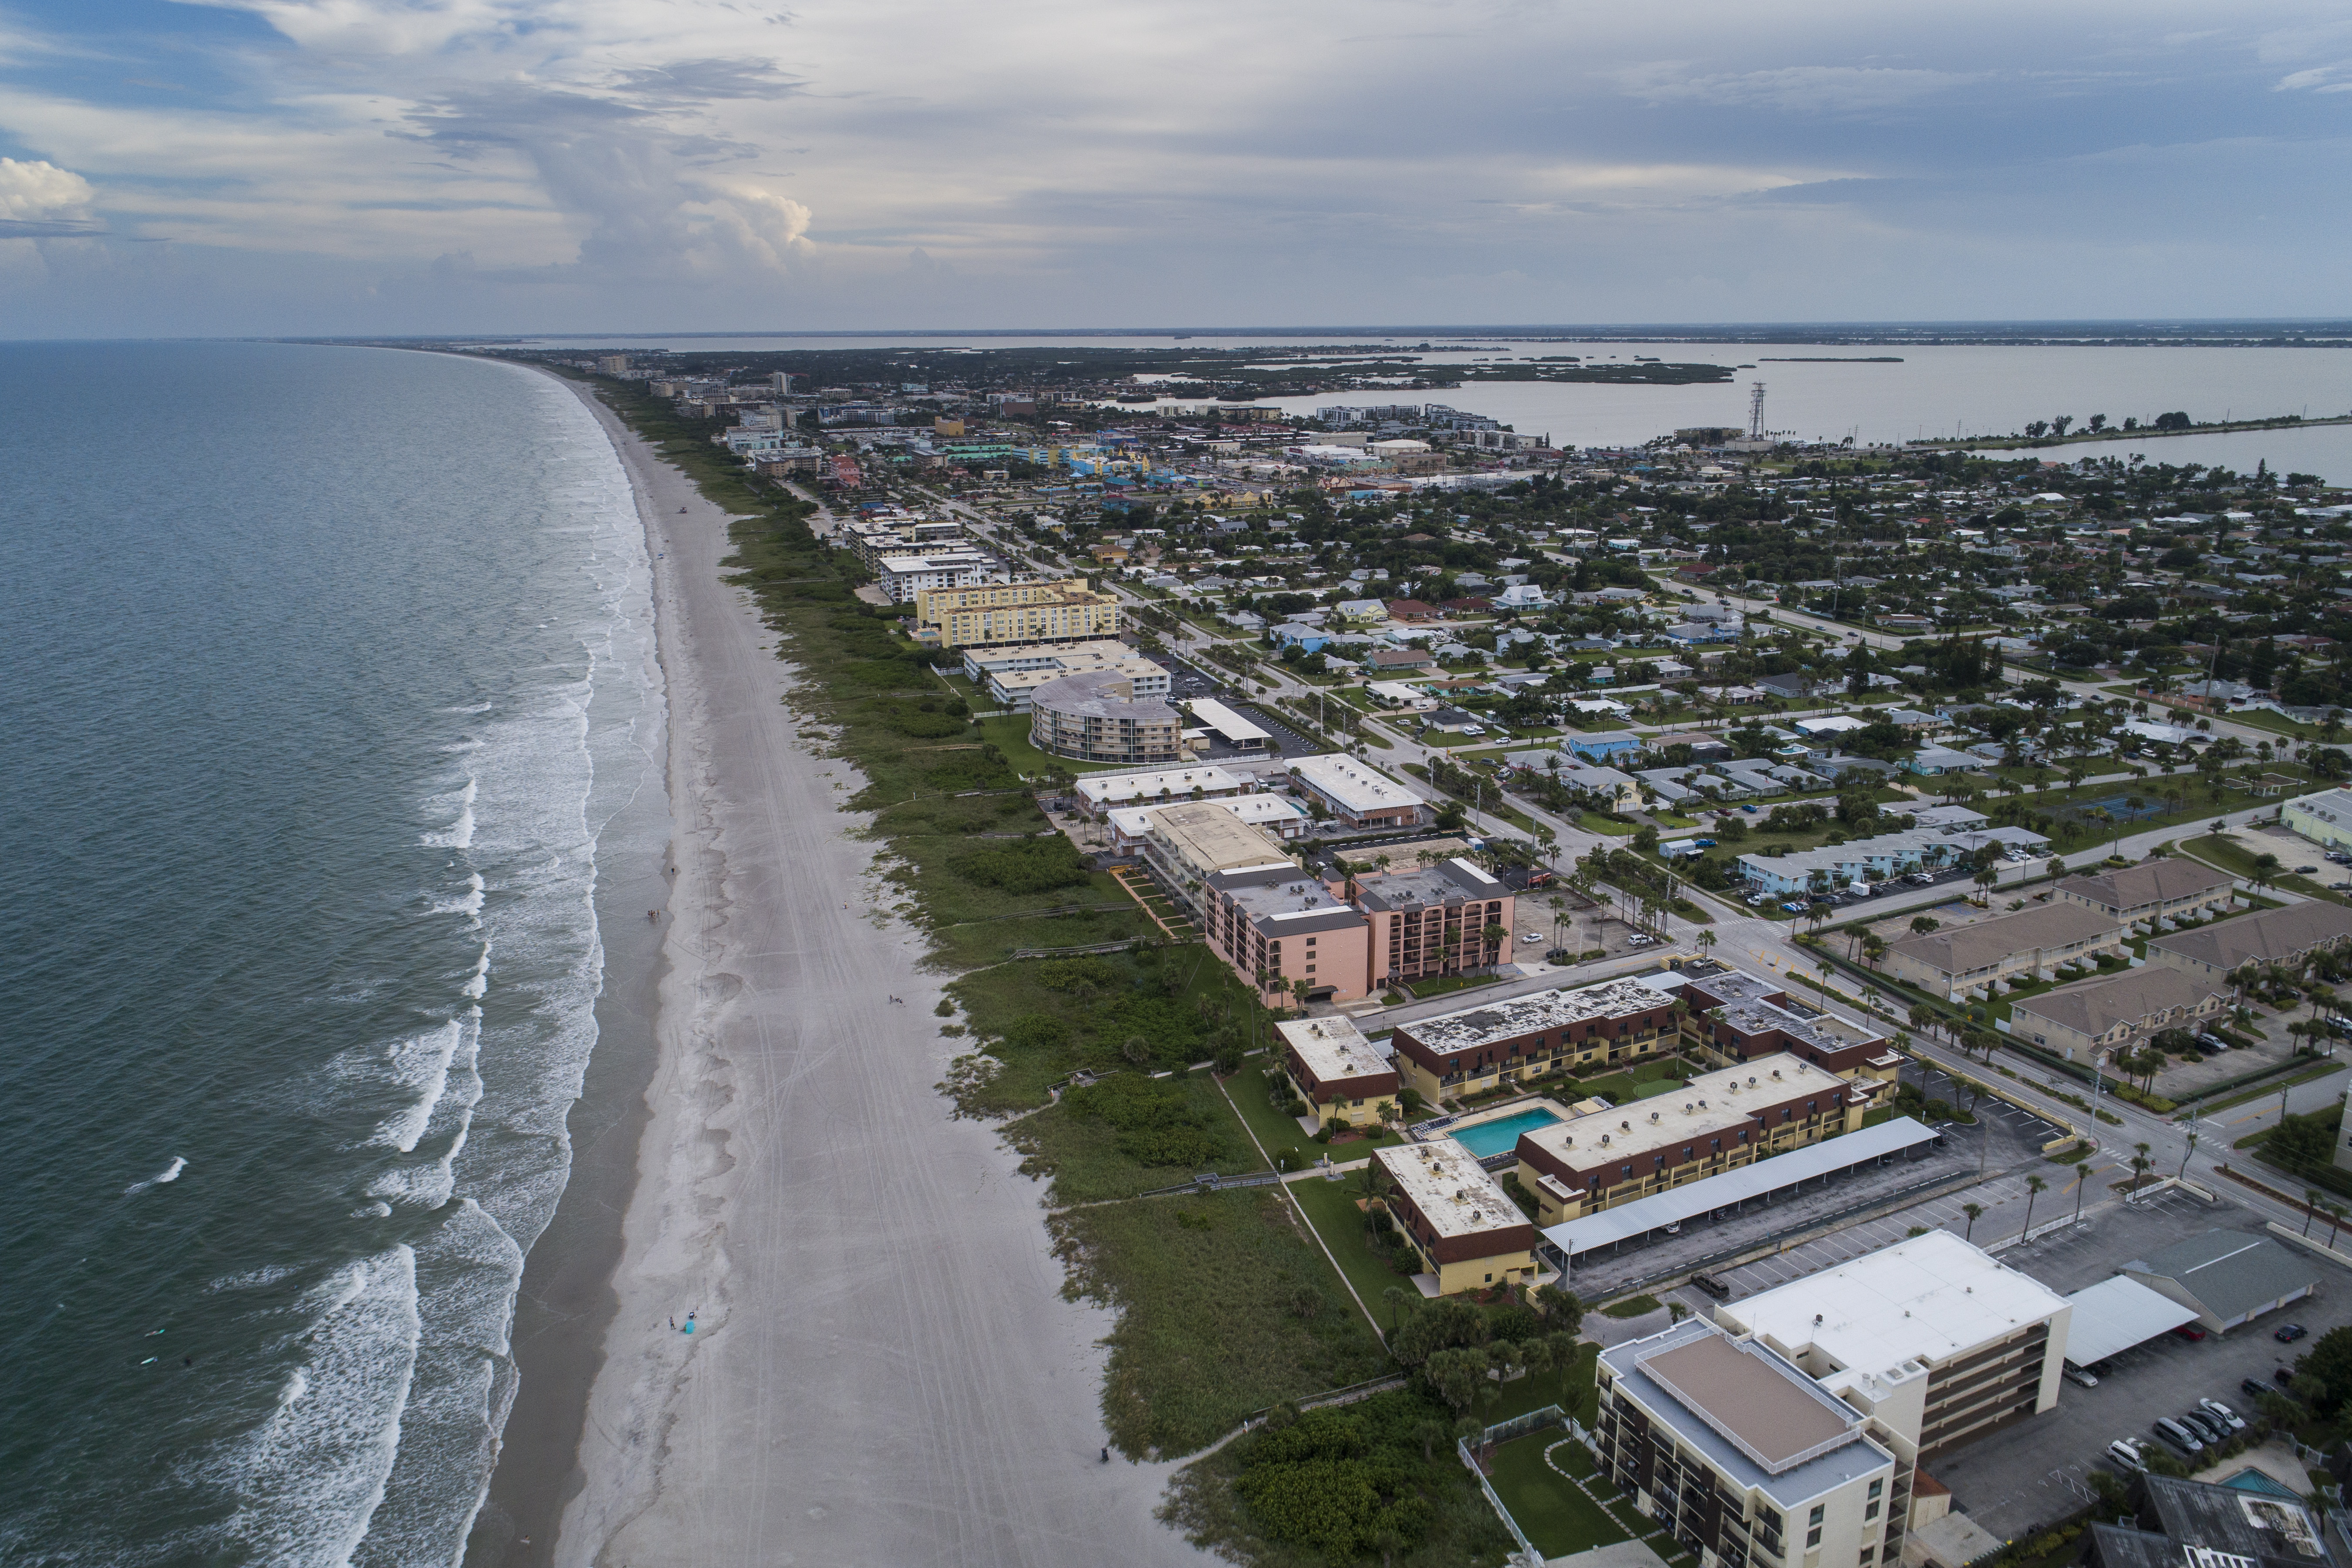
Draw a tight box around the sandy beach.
[527,384,1206,1567]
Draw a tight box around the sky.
[0,0,2348,336]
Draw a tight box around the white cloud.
[0,156,99,235]
[1615,62,1986,112]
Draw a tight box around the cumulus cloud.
[0,157,100,236]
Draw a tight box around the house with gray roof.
[2006,965,2227,1061]
[2146,900,2352,983]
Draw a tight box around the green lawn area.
[1224,1065,1407,1168]
[1286,1170,1422,1323]
[2227,708,2328,742]
[1408,972,1508,1000]
[2180,834,2349,907]
[972,713,1126,776]
[1580,812,1637,836]
[1486,1435,1633,1559]
[1486,1341,1600,1425]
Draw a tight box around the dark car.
[2275,1365,2300,1386]
[2180,1409,2229,1444]
[1545,948,1573,965]
[2276,1323,2309,1342]
[2172,1324,2208,1342]
[1691,1272,1732,1300]
[2243,1378,2277,1402]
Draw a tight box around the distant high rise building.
[769,371,796,394]
[596,354,632,375]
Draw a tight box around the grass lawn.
[1408,973,1508,1000]
[972,713,1126,776]
[1225,1065,1407,1168]
[1053,1187,1392,1457]
[1580,812,1637,836]
[1486,1340,1600,1426]
[1600,1293,1662,1318]
[1286,1170,1422,1323]
[2180,834,2349,907]
[1486,1434,1633,1558]
[1008,1071,1267,1206]
[2227,708,2327,742]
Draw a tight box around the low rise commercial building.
[2283,786,2352,852]
[2089,1473,2336,1568]
[2007,965,2227,1062]
[1286,754,1431,830]
[1718,1231,2070,1459]
[1071,764,1245,817]
[1676,965,1904,1085]
[2053,859,2238,929]
[2145,900,2352,982]
[1028,670,1182,765]
[1373,1139,1537,1294]
[1737,829,1974,899]
[1113,792,1308,855]
[1595,1319,1903,1568]
[1513,1053,1859,1226]
[1390,975,1676,1106]
[1278,1016,1398,1128]
[1881,903,2127,1001]
[914,578,1121,648]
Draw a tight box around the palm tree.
[2307,1190,2325,1238]
[2021,1174,2048,1238]
[2072,1163,2093,1224]
[1961,1201,1983,1241]
[1694,929,1717,958]
[2178,1131,2199,1180]
[2130,1140,2152,1190]
[2330,1204,2349,1251]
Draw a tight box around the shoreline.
[525,377,1205,1567]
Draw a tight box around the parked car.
[1741,804,1758,813]
[2152,1417,2206,1456]
[2297,865,2319,875]
[1780,901,1808,914]
[2106,1438,2149,1474]
[1691,1272,1731,1300]
[2276,1323,2309,1342]
[2063,1364,2100,1389]
[2274,1365,2300,1386]
[2328,850,2352,864]
[2180,1409,2229,1444]
[2243,1378,2278,1403]
[2172,1324,2209,1342]
[2194,1033,2230,1052]
[1521,932,1544,943]
[1628,934,1658,948]
[2199,1398,2246,1432]
[1545,948,1572,964]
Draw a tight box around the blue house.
[1568,731,1647,763]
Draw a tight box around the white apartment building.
[873,550,1002,602]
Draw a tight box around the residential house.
[2053,860,2238,929]
[2008,967,2227,1062]
[1882,903,2127,1001]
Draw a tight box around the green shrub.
[954,835,1093,894]
[1036,956,1119,991]
[1062,1074,1227,1167]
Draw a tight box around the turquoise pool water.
[1448,1107,1561,1158]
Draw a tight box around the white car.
[1522,932,1543,943]
[2199,1398,2246,1433]
[2106,1438,2148,1474]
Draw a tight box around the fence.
[1483,1403,1586,1447]
[1460,1436,1544,1568]
[1137,1168,1286,1199]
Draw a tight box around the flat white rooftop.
[1186,697,1270,744]
[1287,753,1427,816]
[1277,1015,1392,1085]
[1107,794,1306,838]
[1376,1139,1525,1243]
[1074,765,1244,806]
[1719,1229,2069,1378]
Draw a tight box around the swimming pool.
[1448,1106,1561,1158]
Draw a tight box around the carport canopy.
[2059,1276,2199,1366]
[1542,1116,1939,1260]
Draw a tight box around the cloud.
[0,156,101,236]
[1615,62,1987,113]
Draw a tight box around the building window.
[1806,1531,1822,1550]
[1809,1508,1825,1528]
[1865,1503,1880,1521]
[1867,1480,1882,1499]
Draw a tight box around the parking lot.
[1898,1187,2338,1541]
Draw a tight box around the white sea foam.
[123,1155,186,1195]
[225,1244,419,1568]
[421,777,477,848]
[460,943,489,999]
[372,1013,475,1154]
[209,1263,299,1293]
[429,872,485,920]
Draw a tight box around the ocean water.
[0,343,662,1565]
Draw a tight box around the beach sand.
[530,385,1206,1567]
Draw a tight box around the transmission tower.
[1748,381,1766,440]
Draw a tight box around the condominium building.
[1028,670,1182,765]
[2008,966,2227,1062]
[2053,859,2238,929]
[1130,800,1297,905]
[1349,857,1515,993]
[872,550,1002,602]
[1513,1054,1861,1226]
[1201,866,1373,1004]
[2282,786,2352,852]
[1286,754,1431,831]
[1373,1139,1538,1294]
[2144,900,2352,983]
[1594,1319,1902,1568]
[1389,975,1678,1106]
[1111,793,1309,860]
[1735,829,1974,900]
[1881,903,2127,1001]
[1674,965,1904,1087]
[960,639,1168,711]
[844,515,968,569]
[914,579,1121,648]
[1715,1231,2071,1458]
[1278,1015,1398,1128]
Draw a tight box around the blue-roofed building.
[1569,731,1647,763]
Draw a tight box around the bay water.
[0,343,663,1565]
